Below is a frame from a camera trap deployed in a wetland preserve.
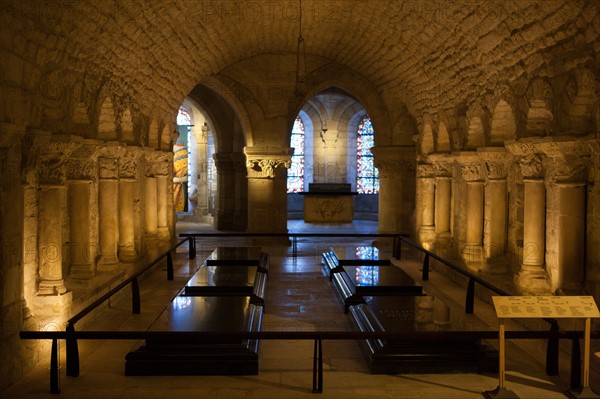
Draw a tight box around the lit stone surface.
[0,0,599,392]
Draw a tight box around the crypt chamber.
[1,0,599,392]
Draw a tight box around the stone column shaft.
[144,176,158,236]
[69,181,97,278]
[156,174,169,238]
[99,179,119,264]
[484,179,507,260]
[556,182,586,292]
[463,181,484,257]
[37,186,67,294]
[118,180,138,262]
[435,177,451,235]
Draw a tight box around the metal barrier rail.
[62,237,191,378]
[20,329,600,394]
[179,232,407,259]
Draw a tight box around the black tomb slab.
[331,264,423,312]
[349,295,498,374]
[182,265,267,304]
[125,295,263,375]
[322,246,390,280]
[206,247,269,272]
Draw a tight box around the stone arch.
[465,101,488,149]
[97,97,117,141]
[490,100,516,145]
[566,68,599,134]
[420,114,435,155]
[121,108,135,143]
[524,78,554,137]
[148,118,160,149]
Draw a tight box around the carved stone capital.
[119,157,139,179]
[416,163,436,178]
[66,158,96,180]
[246,158,291,179]
[145,151,170,176]
[375,159,415,179]
[478,148,511,180]
[244,146,293,179]
[99,157,118,179]
[546,156,588,184]
[459,162,483,182]
[38,157,67,186]
[518,154,544,179]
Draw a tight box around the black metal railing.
[62,237,191,378]
[20,329,599,394]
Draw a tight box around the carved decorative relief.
[459,162,483,182]
[119,158,138,179]
[518,154,544,179]
[99,157,118,179]
[375,159,415,179]
[416,163,436,178]
[433,162,453,178]
[38,158,66,185]
[66,158,96,180]
[546,157,588,184]
[246,158,291,179]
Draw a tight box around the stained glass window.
[287,116,305,193]
[177,107,192,126]
[356,115,379,194]
[355,246,379,260]
[355,266,379,286]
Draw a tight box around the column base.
[118,245,139,263]
[515,265,551,294]
[462,244,483,271]
[69,263,96,280]
[157,226,170,240]
[418,226,436,249]
[34,291,72,315]
[37,279,68,295]
[483,256,508,274]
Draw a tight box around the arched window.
[356,115,379,194]
[287,116,305,193]
[174,107,192,212]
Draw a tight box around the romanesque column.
[516,153,550,293]
[118,155,139,262]
[35,148,72,311]
[155,153,171,240]
[66,152,98,279]
[542,140,590,294]
[244,146,292,233]
[213,152,236,230]
[98,156,119,265]
[190,123,209,220]
[372,146,415,234]
[429,154,453,240]
[459,155,484,269]
[479,149,510,273]
[416,163,436,248]
[143,152,158,238]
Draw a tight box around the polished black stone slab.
[329,263,423,312]
[322,246,390,280]
[349,295,498,374]
[183,265,266,304]
[205,247,269,272]
[125,295,262,375]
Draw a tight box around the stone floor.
[6,221,599,398]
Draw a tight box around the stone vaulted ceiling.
[1,0,599,125]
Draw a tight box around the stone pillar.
[98,157,119,265]
[66,156,98,279]
[191,123,210,220]
[244,147,293,233]
[156,174,169,238]
[459,156,484,269]
[416,163,436,247]
[479,149,510,273]
[516,154,551,293]
[118,156,139,262]
[213,153,236,230]
[372,146,415,234]
[36,152,72,311]
[144,176,158,237]
[543,144,589,293]
[429,154,453,241]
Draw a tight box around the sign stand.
[484,296,600,399]
[565,317,599,399]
